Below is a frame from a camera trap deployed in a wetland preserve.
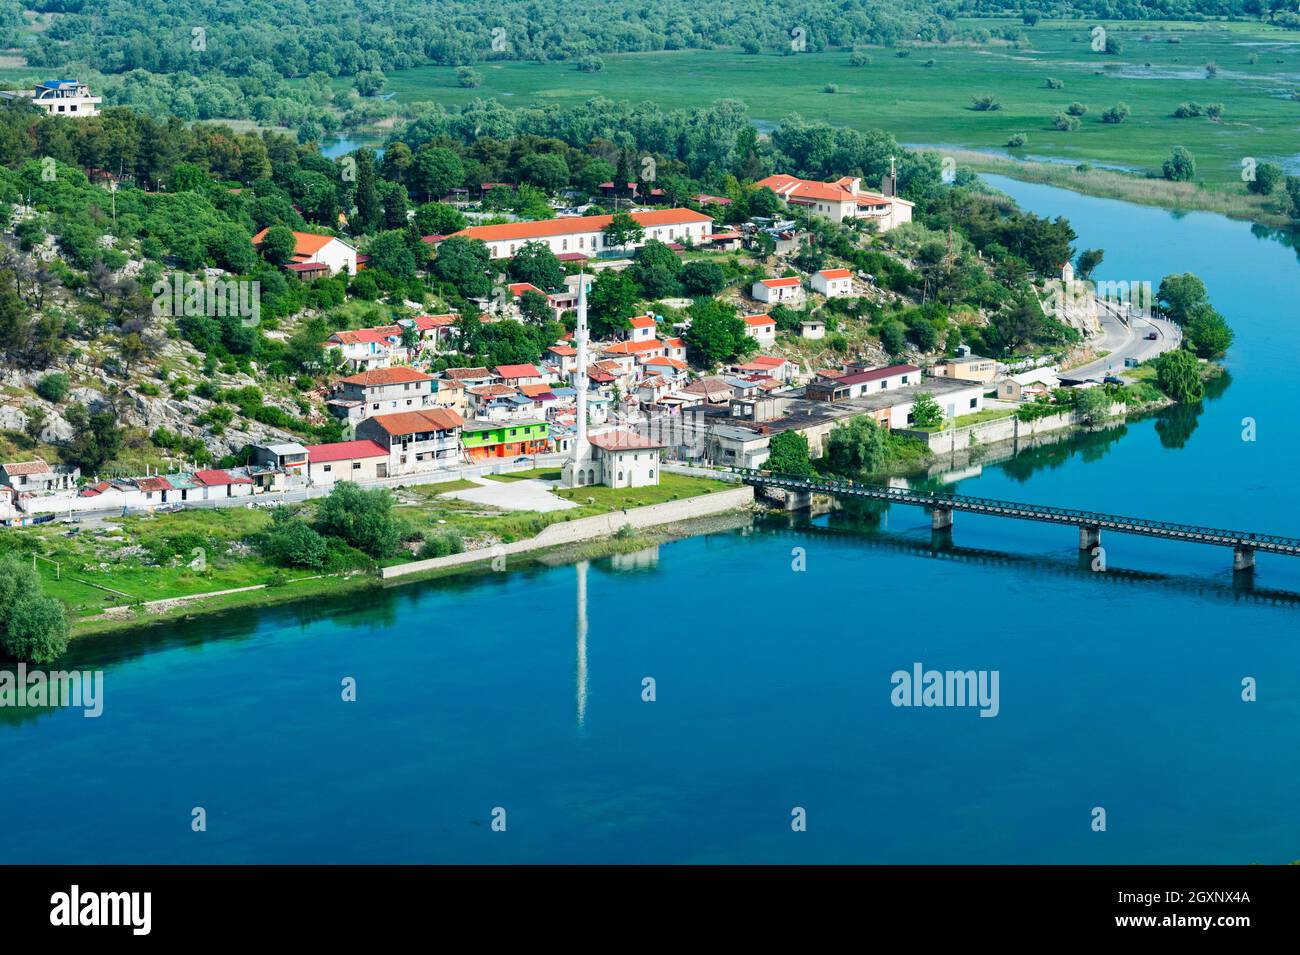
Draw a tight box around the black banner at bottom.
[0,865,1289,939]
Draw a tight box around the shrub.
[35,372,71,404]
[1007,133,1028,147]
[418,531,465,559]
[0,555,69,663]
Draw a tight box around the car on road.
[1145,331,1158,340]
[1103,375,1124,385]
[513,456,530,463]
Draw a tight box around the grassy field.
[1,470,728,633]
[379,18,1300,188]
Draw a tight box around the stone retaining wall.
[380,486,755,580]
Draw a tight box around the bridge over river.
[735,469,1300,572]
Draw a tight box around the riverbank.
[67,485,756,640]
[957,150,1296,230]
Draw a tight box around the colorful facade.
[461,420,550,460]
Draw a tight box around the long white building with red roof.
[756,174,913,231]
[440,208,714,259]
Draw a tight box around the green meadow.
[381,18,1300,188]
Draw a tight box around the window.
[970,398,978,409]
[352,462,362,470]
[323,465,332,473]
[901,375,910,385]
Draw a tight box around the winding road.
[1066,300,1182,382]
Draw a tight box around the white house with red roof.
[755,174,914,232]
[252,229,357,275]
[742,313,778,345]
[732,355,796,382]
[752,277,804,305]
[441,208,713,259]
[405,313,459,352]
[812,267,854,298]
[192,469,255,500]
[493,363,545,387]
[305,440,391,486]
[325,325,404,371]
[625,314,658,342]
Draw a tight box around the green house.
[462,419,550,459]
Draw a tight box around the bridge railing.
[727,467,1300,551]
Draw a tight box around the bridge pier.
[931,507,953,531]
[785,490,813,512]
[1079,525,1101,551]
[1233,545,1255,573]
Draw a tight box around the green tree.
[366,230,417,280]
[1157,273,1209,324]
[259,226,297,266]
[263,509,329,568]
[0,555,69,663]
[314,482,402,558]
[1248,162,1284,196]
[680,260,726,296]
[1162,147,1196,182]
[413,202,467,237]
[587,268,640,338]
[62,403,123,472]
[410,146,464,201]
[1155,348,1204,403]
[628,240,681,299]
[826,416,891,475]
[1077,249,1104,279]
[1100,102,1131,124]
[353,148,381,234]
[518,153,570,193]
[1074,386,1113,426]
[431,236,491,298]
[602,211,644,249]
[456,67,483,89]
[36,372,71,403]
[684,298,751,367]
[1183,304,1234,360]
[910,392,944,428]
[508,242,564,291]
[767,431,812,477]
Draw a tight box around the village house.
[732,355,796,382]
[192,469,255,501]
[461,419,550,460]
[0,459,80,493]
[752,277,804,305]
[800,319,826,340]
[626,314,659,342]
[931,348,1000,385]
[756,173,915,232]
[547,343,579,375]
[355,408,465,475]
[812,268,854,298]
[250,443,310,481]
[325,325,404,371]
[404,313,459,353]
[681,377,735,406]
[252,228,357,276]
[327,366,436,427]
[806,364,922,401]
[1,80,101,117]
[304,440,391,486]
[493,363,545,387]
[440,208,714,259]
[742,313,778,345]
[443,366,495,388]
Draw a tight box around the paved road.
[1065,301,1182,382]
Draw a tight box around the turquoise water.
[3,179,1300,864]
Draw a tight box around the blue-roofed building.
[1,80,100,117]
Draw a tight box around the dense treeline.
[21,0,946,80]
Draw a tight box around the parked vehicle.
[1103,375,1124,385]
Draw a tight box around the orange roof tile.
[450,209,712,244]
[367,409,464,435]
[338,367,433,387]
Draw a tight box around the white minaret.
[563,272,591,487]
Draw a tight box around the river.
[2,178,1299,864]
